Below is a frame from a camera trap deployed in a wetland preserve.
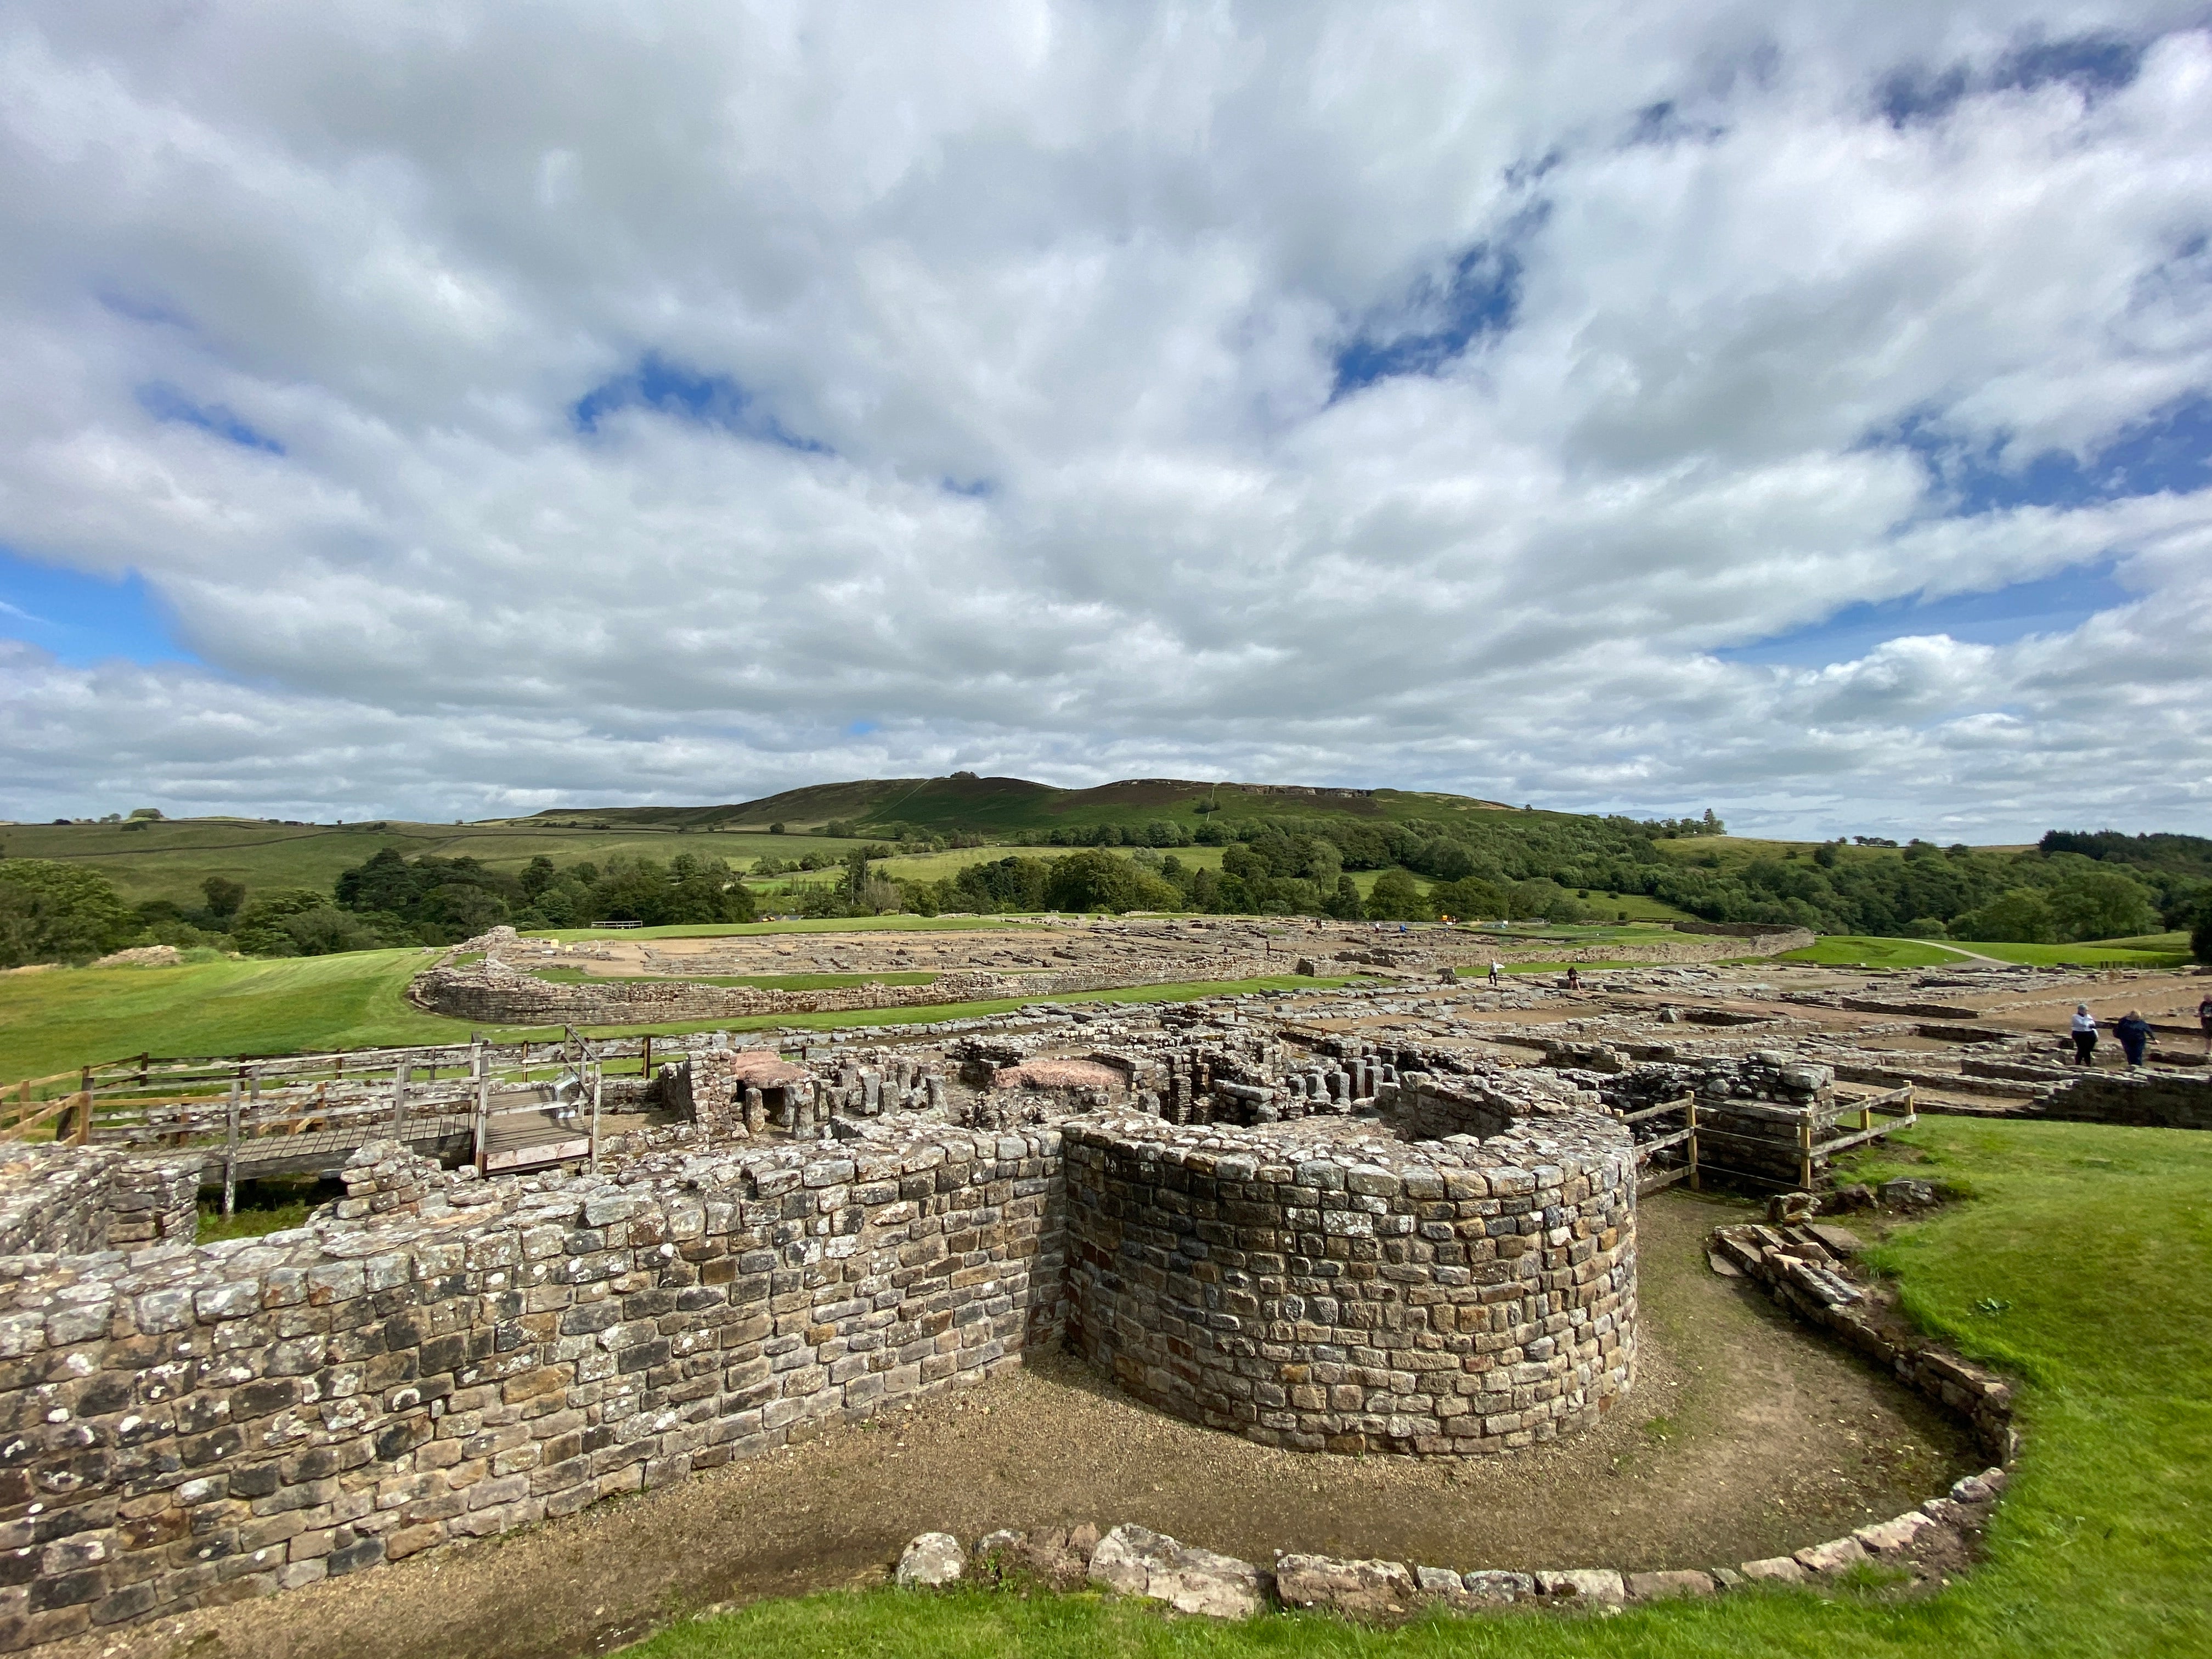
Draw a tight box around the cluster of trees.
[819,820,987,850]
[1032,820,1200,848]
[326,848,756,939]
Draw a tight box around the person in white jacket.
[2070,1005,2099,1066]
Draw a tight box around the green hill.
[515,774,1519,835]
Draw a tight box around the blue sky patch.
[137,383,285,454]
[1331,221,1536,398]
[0,548,198,666]
[1883,392,2212,515]
[571,353,831,454]
[1881,30,2145,125]
[1718,562,2132,668]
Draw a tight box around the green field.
[1960,941,2194,969]
[1771,935,2191,970]
[0,946,1347,1087]
[0,950,470,1084]
[611,1114,2212,1659]
[0,817,888,909]
[1776,936,1997,968]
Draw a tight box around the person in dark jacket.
[2115,1009,2153,1069]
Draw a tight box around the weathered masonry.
[0,1124,1067,1652]
[0,1030,1640,1650]
[1064,1107,1635,1455]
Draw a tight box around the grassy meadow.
[1778,935,2194,970]
[0,949,471,1085]
[0,817,888,909]
[611,1114,2212,1659]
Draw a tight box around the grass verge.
[613,1114,2212,1658]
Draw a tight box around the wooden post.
[138,1052,149,1091]
[641,1034,653,1081]
[1798,1113,1815,1192]
[1686,1098,1700,1192]
[74,1068,92,1145]
[223,1081,240,1217]
[589,1064,603,1175]
[391,1063,409,1137]
[473,1070,491,1176]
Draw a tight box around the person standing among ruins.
[1566,964,1581,990]
[1489,961,1503,987]
[2200,989,2212,1052]
[2115,1009,2152,1069]
[2070,1004,2100,1065]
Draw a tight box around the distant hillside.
[521,775,1519,835]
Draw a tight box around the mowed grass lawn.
[0,951,472,1084]
[617,1116,2211,1659]
[1781,936,2193,970]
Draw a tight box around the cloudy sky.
[2,2,2208,840]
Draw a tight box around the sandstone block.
[1088,1525,1263,1619]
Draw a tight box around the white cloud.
[1,1,2209,840]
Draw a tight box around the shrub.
[0,860,137,965]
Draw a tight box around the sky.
[2,2,2209,842]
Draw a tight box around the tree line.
[4,815,2209,967]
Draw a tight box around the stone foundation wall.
[0,1146,198,1257]
[1060,1105,1637,1457]
[0,1125,1065,1652]
[2036,1071,2212,1131]
[409,952,1276,1026]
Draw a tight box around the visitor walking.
[1566,964,1581,990]
[2070,1005,2100,1065]
[1489,961,1503,987]
[2115,1009,2152,1070]
[2200,990,2212,1053]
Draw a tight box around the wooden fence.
[2,1030,723,1212]
[1623,1085,1917,1195]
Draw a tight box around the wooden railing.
[5,1029,735,1209]
[1620,1085,1917,1194]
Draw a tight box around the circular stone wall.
[1062,1107,1637,1455]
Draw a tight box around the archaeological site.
[3,916,2207,1652]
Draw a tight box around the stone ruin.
[0,992,1643,1650]
[17,942,2200,1649]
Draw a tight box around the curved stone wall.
[1062,1108,1637,1455]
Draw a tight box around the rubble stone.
[896,1533,966,1588]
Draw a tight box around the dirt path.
[81,1191,1979,1659]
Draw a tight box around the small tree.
[201,876,246,920]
